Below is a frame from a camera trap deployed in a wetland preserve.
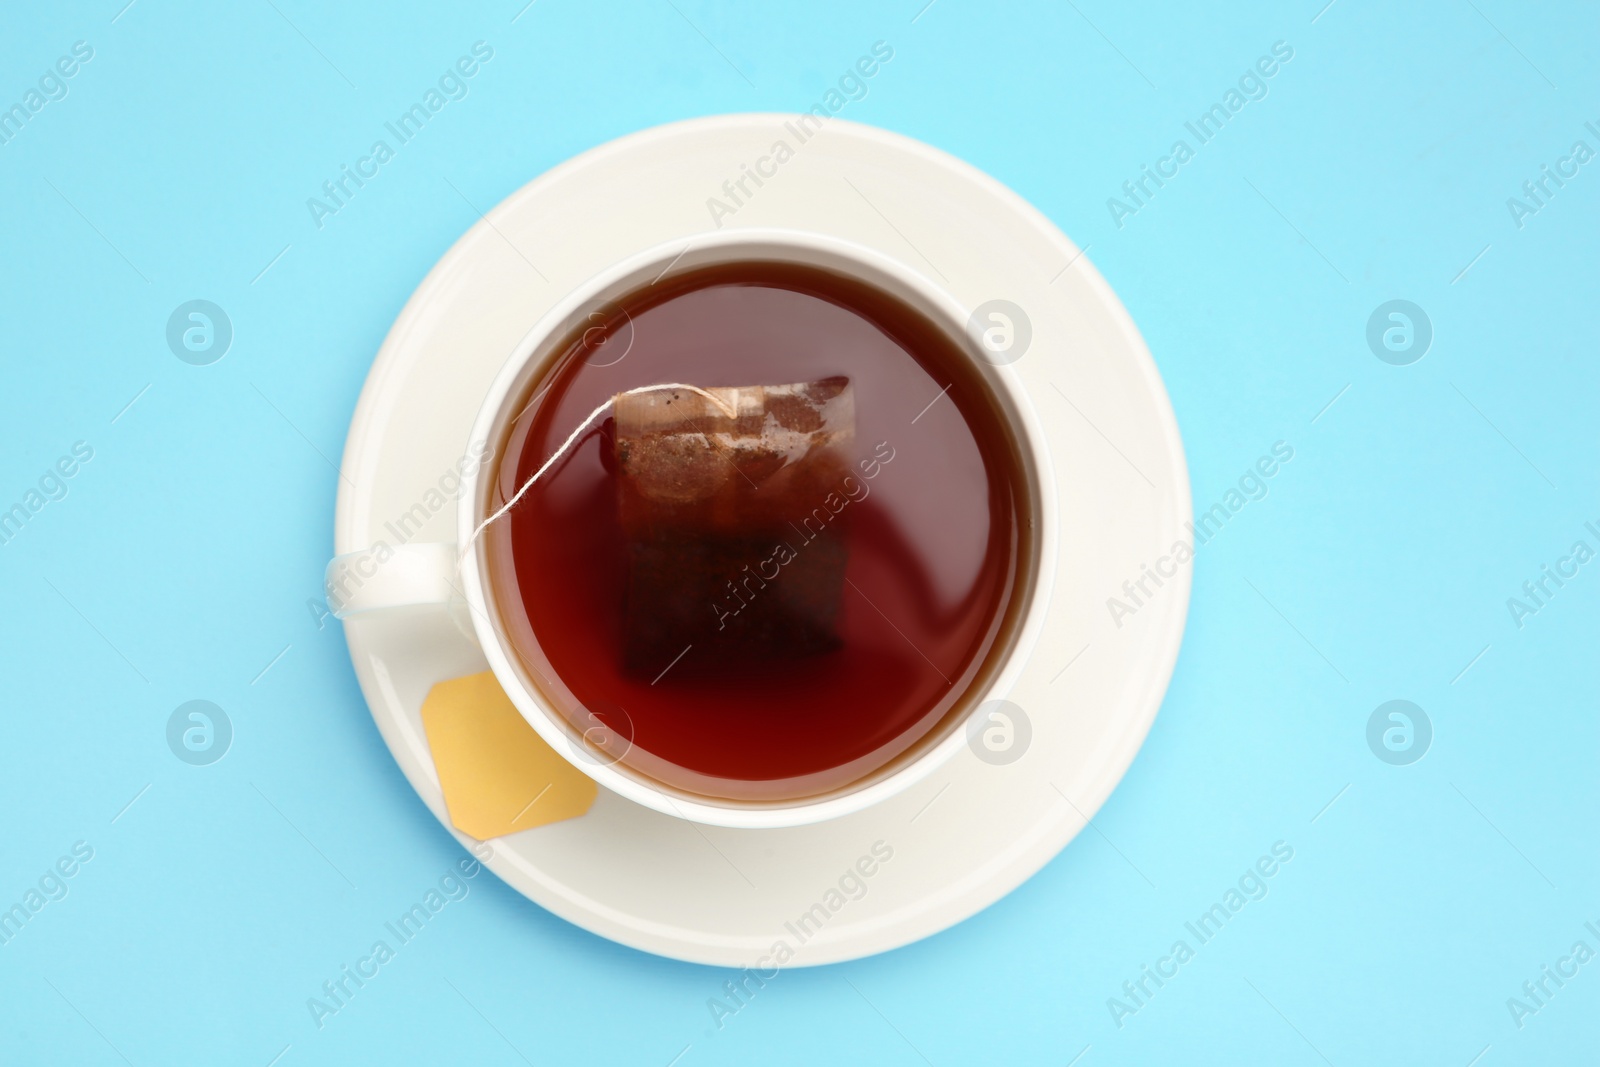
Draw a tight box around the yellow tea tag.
[420,671,597,839]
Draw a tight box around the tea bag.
[614,377,855,673]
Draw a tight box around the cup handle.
[325,542,463,619]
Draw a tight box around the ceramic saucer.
[333,115,1191,966]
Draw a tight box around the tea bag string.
[460,383,738,564]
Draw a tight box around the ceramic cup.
[325,228,1056,828]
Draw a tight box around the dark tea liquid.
[485,262,1029,802]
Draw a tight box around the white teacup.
[325,228,1056,829]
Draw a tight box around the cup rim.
[456,226,1057,828]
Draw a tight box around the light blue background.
[2,1,1595,1064]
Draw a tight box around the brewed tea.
[484,262,1029,801]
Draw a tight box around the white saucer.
[333,115,1191,967]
